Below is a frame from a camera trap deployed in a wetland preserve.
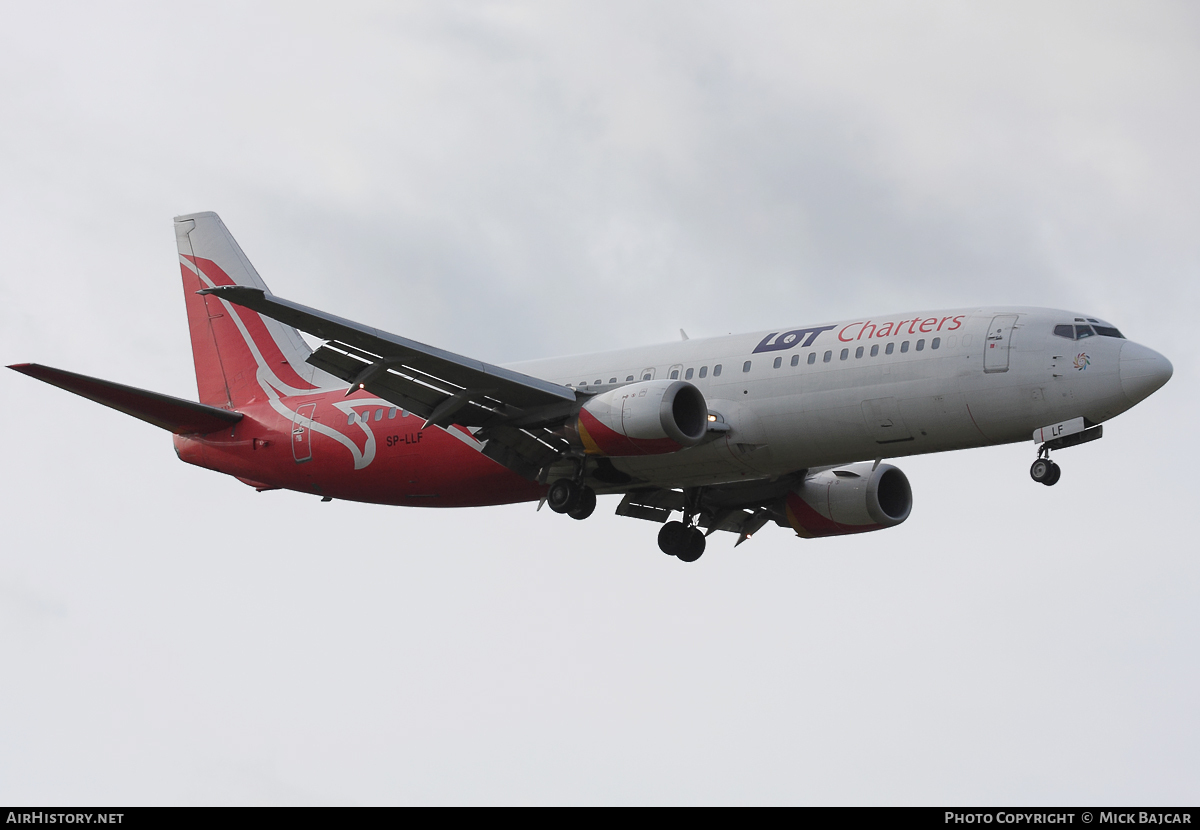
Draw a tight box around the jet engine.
[783,462,912,538]
[568,380,708,456]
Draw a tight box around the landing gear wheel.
[658,522,706,561]
[1044,461,1061,486]
[676,529,706,563]
[567,486,597,520]
[658,521,687,556]
[546,478,580,514]
[1030,458,1061,486]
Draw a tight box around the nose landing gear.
[1030,449,1062,486]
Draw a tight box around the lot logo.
[752,325,836,354]
[1074,353,1090,371]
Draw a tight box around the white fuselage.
[508,307,1163,488]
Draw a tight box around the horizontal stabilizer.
[8,363,242,435]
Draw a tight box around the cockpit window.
[1056,321,1124,340]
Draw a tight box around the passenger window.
[714,364,722,377]
[791,354,800,367]
[388,408,397,419]
[931,338,940,350]
[699,366,707,378]
[773,357,782,369]
[1054,324,1075,339]
[823,351,832,363]
[609,377,617,384]
[347,412,356,425]
[375,409,384,421]
[901,341,910,353]
[670,370,679,379]
[1075,325,1095,339]
[743,361,752,373]
[595,379,603,385]
[855,346,864,359]
[685,368,693,380]
[807,353,816,365]
[885,342,894,355]
[840,349,849,360]
[916,339,925,351]
[626,375,634,382]
[642,373,651,381]
[870,344,879,357]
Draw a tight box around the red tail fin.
[174,213,338,407]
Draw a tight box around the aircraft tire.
[658,521,687,556]
[568,487,597,520]
[676,528,706,563]
[547,479,580,514]
[1044,461,1061,486]
[1030,458,1052,484]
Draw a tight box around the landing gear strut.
[1030,447,1061,486]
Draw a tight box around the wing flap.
[9,363,242,435]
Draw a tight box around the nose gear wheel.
[1030,457,1061,486]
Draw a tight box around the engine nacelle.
[569,380,708,456]
[784,462,912,538]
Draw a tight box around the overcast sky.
[1,1,1197,805]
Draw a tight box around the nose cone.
[1120,341,1173,405]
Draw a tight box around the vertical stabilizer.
[174,212,339,407]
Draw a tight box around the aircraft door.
[292,403,316,463]
[984,315,1018,373]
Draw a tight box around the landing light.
[708,414,717,422]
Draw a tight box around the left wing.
[200,285,580,477]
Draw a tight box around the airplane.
[9,212,1174,562]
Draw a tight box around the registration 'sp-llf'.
[10,213,1173,561]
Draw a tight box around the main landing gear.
[657,488,706,562]
[546,478,597,520]
[546,476,706,562]
[1030,448,1062,487]
[658,521,706,562]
